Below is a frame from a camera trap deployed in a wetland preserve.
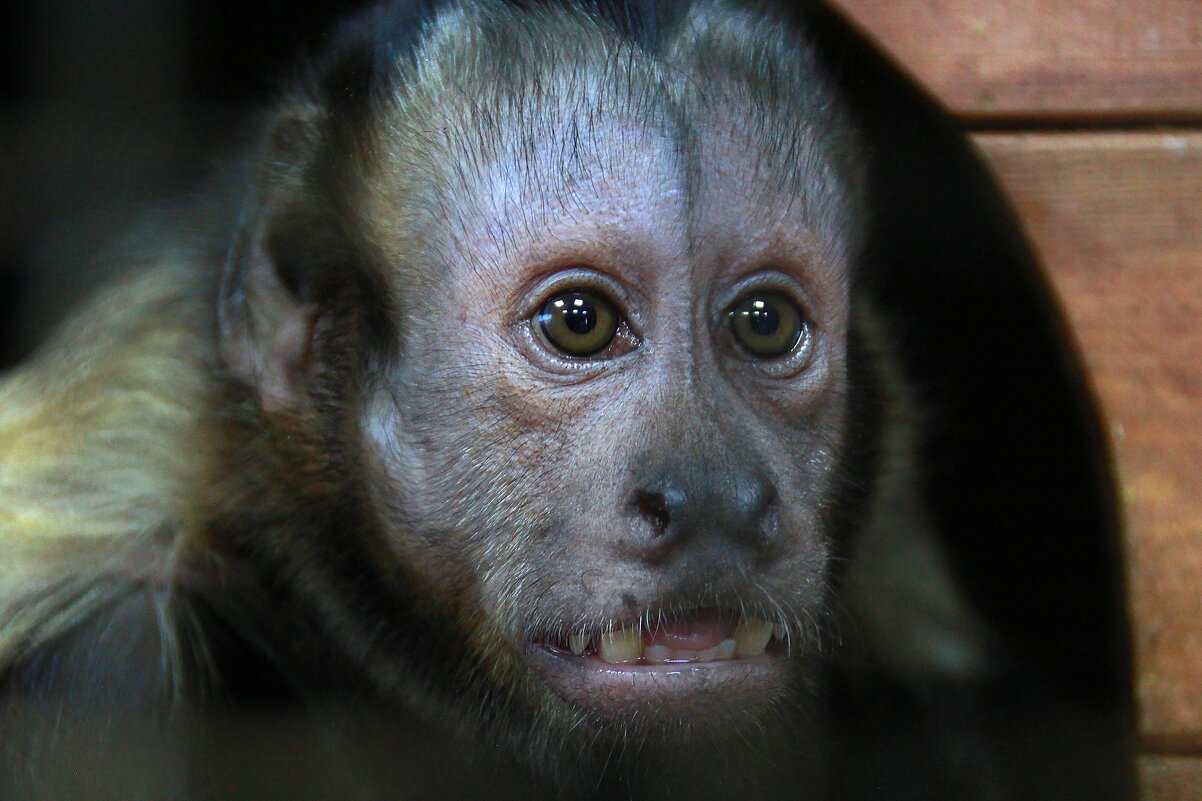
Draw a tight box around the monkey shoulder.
[0,261,234,797]
[0,564,306,801]
[0,264,215,650]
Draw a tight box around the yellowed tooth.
[697,645,720,662]
[771,622,787,641]
[598,626,642,664]
[644,645,671,664]
[569,633,588,656]
[716,639,737,659]
[734,617,773,658]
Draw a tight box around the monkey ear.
[218,218,322,414]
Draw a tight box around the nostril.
[632,489,671,537]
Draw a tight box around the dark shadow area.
[0,0,362,368]
[803,2,1137,797]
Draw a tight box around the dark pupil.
[746,300,779,336]
[561,294,596,335]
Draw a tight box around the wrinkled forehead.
[363,0,858,266]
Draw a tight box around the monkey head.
[217,0,863,754]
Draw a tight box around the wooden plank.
[972,131,1202,745]
[830,0,1202,121]
[1141,756,1202,800]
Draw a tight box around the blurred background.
[0,0,363,368]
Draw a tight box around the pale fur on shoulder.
[0,262,213,673]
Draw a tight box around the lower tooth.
[698,640,738,662]
[644,645,671,664]
[598,627,642,664]
[734,618,773,657]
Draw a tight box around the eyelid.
[712,271,816,333]
[713,272,821,378]
[514,268,641,333]
[511,267,644,376]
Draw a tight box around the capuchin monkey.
[0,1,1136,799]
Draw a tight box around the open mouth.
[526,607,799,723]
[538,607,789,666]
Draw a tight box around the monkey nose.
[626,469,778,562]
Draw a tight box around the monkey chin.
[522,608,801,736]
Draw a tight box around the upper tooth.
[734,617,773,657]
[569,632,588,656]
[771,622,787,641]
[598,626,642,664]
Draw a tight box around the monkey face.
[349,8,858,740]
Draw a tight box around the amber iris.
[728,293,805,358]
[537,290,619,357]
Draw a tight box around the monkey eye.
[727,292,807,359]
[536,289,620,357]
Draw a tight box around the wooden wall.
[826,2,1202,797]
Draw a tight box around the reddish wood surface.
[829,0,1202,121]
[973,132,1202,746]
[1141,756,1202,800]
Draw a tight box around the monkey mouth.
[526,607,799,721]
[537,607,789,665]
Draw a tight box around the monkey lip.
[526,608,794,718]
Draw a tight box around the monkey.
[0,1,1137,799]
